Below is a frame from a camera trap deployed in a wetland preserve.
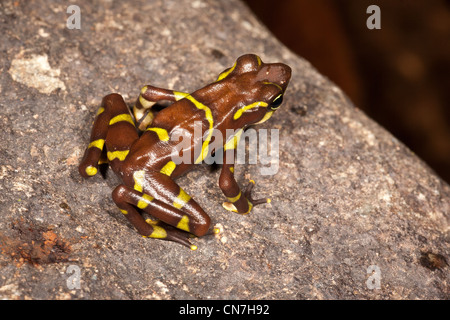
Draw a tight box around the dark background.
[244,0,450,184]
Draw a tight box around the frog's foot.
[222,180,271,214]
[144,220,220,249]
[113,182,211,251]
[244,179,272,205]
[144,219,198,250]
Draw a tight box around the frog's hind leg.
[79,93,138,178]
[112,183,211,250]
[133,85,188,131]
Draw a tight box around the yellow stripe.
[224,128,243,151]
[96,107,105,116]
[133,170,145,192]
[97,158,108,165]
[109,114,135,126]
[216,61,237,81]
[107,150,129,161]
[227,191,241,203]
[173,91,189,101]
[140,85,148,94]
[256,55,262,66]
[137,193,154,209]
[233,101,268,120]
[107,150,128,162]
[88,139,105,150]
[146,127,169,141]
[229,166,234,173]
[139,95,155,109]
[254,110,274,125]
[160,161,176,176]
[244,200,253,215]
[224,200,253,214]
[144,225,167,239]
[145,218,158,225]
[184,95,214,163]
[263,81,282,91]
[173,188,191,209]
[120,209,128,215]
[176,215,190,232]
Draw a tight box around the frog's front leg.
[219,141,270,214]
[112,171,211,250]
[133,85,188,131]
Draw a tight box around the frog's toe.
[244,180,271,206]
[222,201,238,212]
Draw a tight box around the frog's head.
[217,54,292,125]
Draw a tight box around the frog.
[78,54,291,250]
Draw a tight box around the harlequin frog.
[79,54,291,250]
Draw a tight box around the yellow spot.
[148,225,167,239]
[147,127,169,141]
[254,110,274,125]
[213,227,220,234]
[160,161,176,176]
[190,245,198,251]
[229,166,234,173]
[96,107,105,116]
[173,91,189,101]
[109,114,135,126]
[173,188,191,209]
[85,166,97,176]
[233,101,268,120]
[120,209,128,215]
[107,150,129,161]
[139,95,155,109]
[224,129,243,151]
[137,193,154,209]
[88,139,105,150]
[267,198,271,203]
[133,170,145,192]
[184,95,214,164]
[176,215,190,232]
[227,191,241,203]
[249,180,255,184]
[216,61,237,81]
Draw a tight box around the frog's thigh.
[142,171,211,237]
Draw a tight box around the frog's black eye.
[270,94,283,110]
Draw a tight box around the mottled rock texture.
[0,0,448,299]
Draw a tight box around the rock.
[0,0,448,300]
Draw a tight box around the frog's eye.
[270,94,283,110]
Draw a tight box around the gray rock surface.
[0,0,448,299]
